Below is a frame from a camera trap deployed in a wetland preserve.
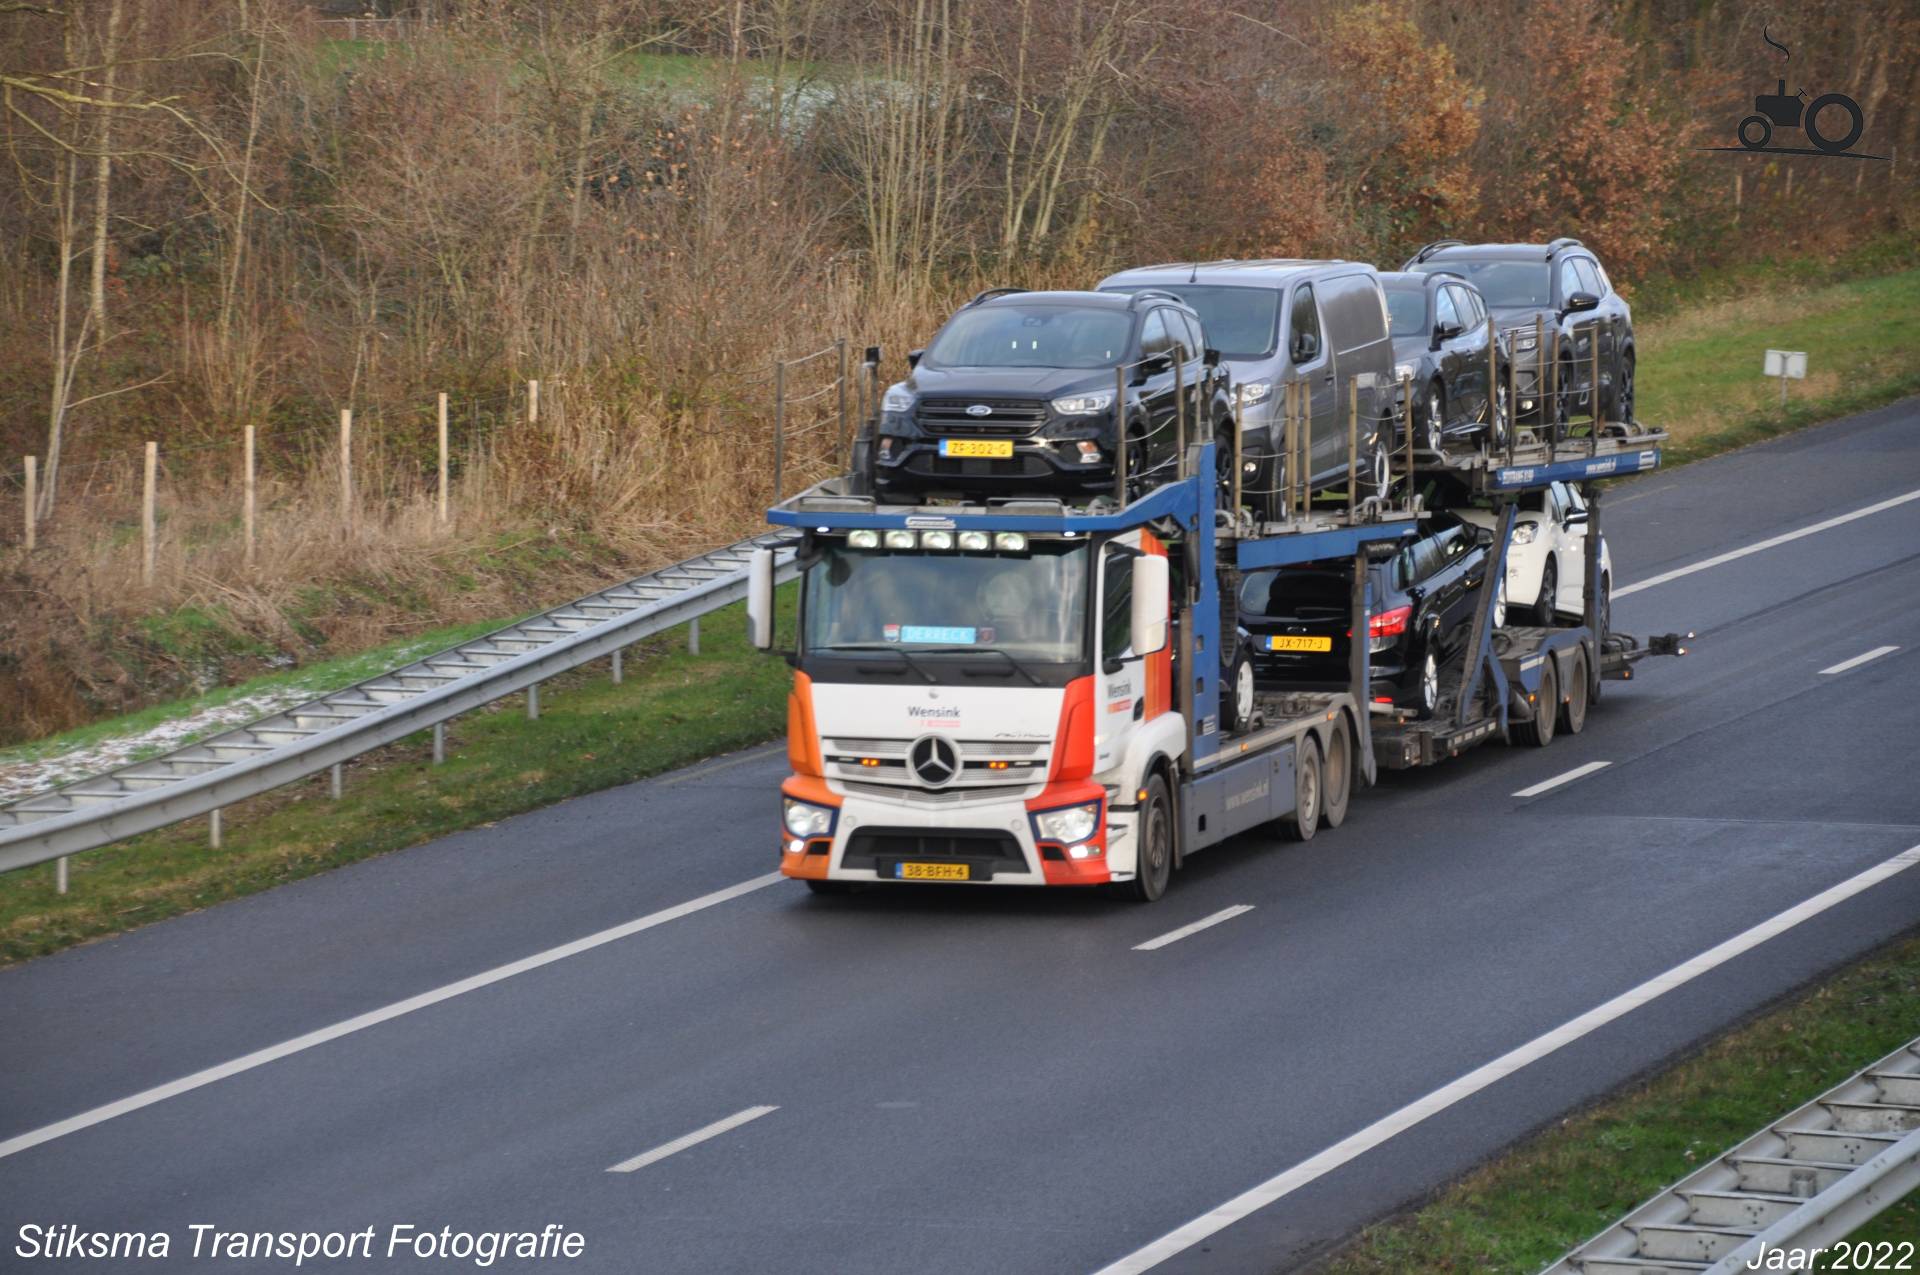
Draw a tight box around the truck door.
[1097,536,1149,774]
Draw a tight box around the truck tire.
[1560,648,1589,735]
[1320,718,1351,830]
[1282,736,1322,841]
[1515,660,1557,747]
[1129,773,1175,902]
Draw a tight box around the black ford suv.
[1380,270,1509,454]
[1404,239,1635,433]
[871,289,1234,503]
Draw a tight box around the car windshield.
[1414,261,1551,309]
[924,305,1133,369]
[1101,285,1281,358]
[804,540,1089,665]
[1385,288,1428,338]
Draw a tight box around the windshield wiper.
[814,643,935,683]
[913,646,1045,686]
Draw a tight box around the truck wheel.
[1129,773,1174,902]
[1560,648,1589,735]
[805,879,854,896]
[1515,660,1557,747]
[1320,718,1351,830]
[1282,736,1322,841]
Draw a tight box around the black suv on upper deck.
[1404,239,1635,434]
[871,289,1233,504]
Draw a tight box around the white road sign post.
[1764,348,1807,408]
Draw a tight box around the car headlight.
[1393,363,1416,383]
[1239,379,1273,405]
[782,797,836,838]
[1510,522,1537,545]
[882,384,914,414]
[1031,800,1100,844]
[1051,391,1114,415]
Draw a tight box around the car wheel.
[1425,382,1445,452]
[1367,435,1392,502]
[1616,350,1635,425]
[1282,736,1321,841]
[1320,717,1351,830]
[1560,648,1589,735]
[1416,639,1440,718]
[1222,645,1255,734]
[1531,559,1557,627]
[1214,422,1236,496]
[1490,381,1511,452]
[1129,773,1174,901]
[1515,658,1557,747]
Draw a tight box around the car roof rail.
[1404,238,1466,268]
[1128,288,1186,306]
[1544,236,1584,258]
[1424,269,1469,285]
[966,286,1029,307]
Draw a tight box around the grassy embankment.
[1313,934,1920,1273]
[3,261,1919,966]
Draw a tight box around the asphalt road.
[4,401,1919,1275]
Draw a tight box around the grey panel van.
[1097,260,1396,512]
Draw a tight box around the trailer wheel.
[1515,660,1557,747]
[1560,648,1589,735]
[1283,737,1322,841]
[1320,718,1351,830]
[1129,773,1175,902]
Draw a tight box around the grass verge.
[0,590,793,965]
[1313,932,1920,1274]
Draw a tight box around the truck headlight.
[782,797,836,838]
[1031,800,1100,844]
[883,384,914,414]
[1051,391,1114,415]
[1239,379,1273,405]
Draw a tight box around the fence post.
[142,441,157,585]
[527,379,539,427]
[772,358,786,503]
[836,338,849,467]
[437,391,449,525]
[243,425,256,568]
[338,408,353,529]
[23,455,35,551]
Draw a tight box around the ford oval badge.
[965,404,993,417]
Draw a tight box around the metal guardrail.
[1545,1034,1920,1273]
[0,531,800,874]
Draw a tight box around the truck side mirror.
[1132,555,1170,656]
[906,347,925,369]
[747,547,776,651]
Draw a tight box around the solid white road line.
[1615,488,1920,598]
[0,872,786,1163]
[1133,905,1256,952]
[1820,645,1899,676]
[1092,843,1920,1275]
[607,1105,778,1173]
[1513,761,1612,799]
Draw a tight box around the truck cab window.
[1102,548,1134,663]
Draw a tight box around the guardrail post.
[772,358,786,503]
[527,684,540,720]
[23,455,35,550]
[329,763,342,800]
[142,441,157,584]
[55,855,67,894]
[243,426,256,567]
[432,723,445,764]
[210,808,222,849]
[611,648,623,684]
[689,618,701,655]
[437,391,449,525]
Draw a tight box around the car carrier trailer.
[742,398,1688,900]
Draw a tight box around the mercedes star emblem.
[908,734,960,787]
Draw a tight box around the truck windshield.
[924,306,1133,369]
[804,541,1089,674]
[1413,261,1550,309]
[1101,285,1280,358]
